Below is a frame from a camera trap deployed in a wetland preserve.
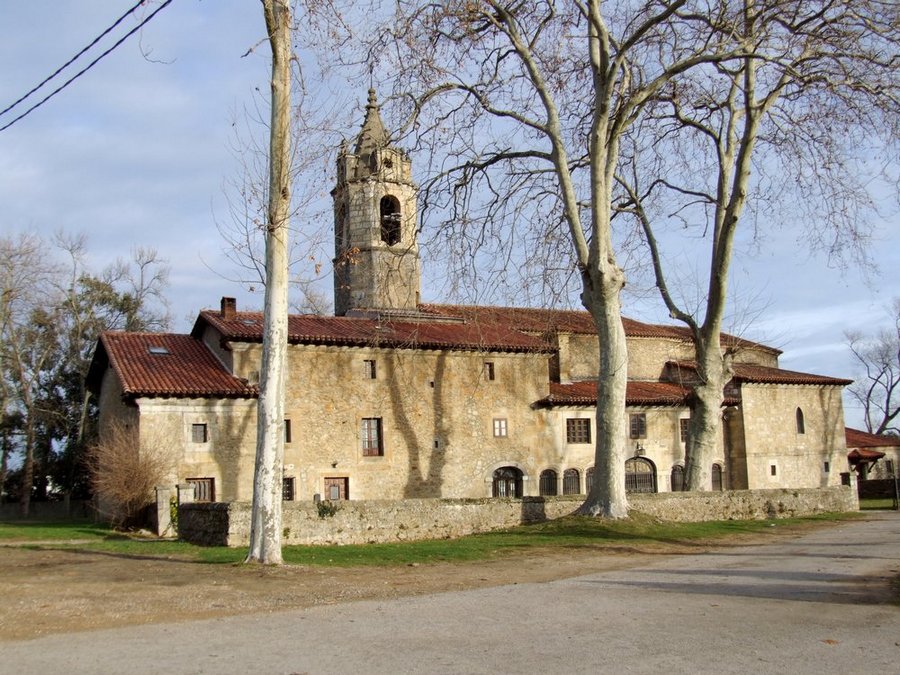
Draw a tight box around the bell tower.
[332,89,420,316]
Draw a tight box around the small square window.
[284,419,292,444]
[629,413,647,439]
[566,418,591,444]
[484,362,495,381]
[191,423,208,444]
[187,477,215,502]
[493,418,508,437]
[679,418,690,443]
[282,477,295,501]
[363,359,377,379]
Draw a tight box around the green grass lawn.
[0,512,858,567]
[859,497,899,511]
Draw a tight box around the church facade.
[87,91,851,505]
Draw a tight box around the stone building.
[87,91,852,504]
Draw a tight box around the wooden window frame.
[363,359,377,380]
[679,418,690,444]
[361,417,384,457]
[191,423,208,444]
[629,413,647,439]
[566,418,591,444]
[484,361,495,381]
[492,418,508,438]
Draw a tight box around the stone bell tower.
[332,89,421,316]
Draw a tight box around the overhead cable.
[0,0,175,133]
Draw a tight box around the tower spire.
[354,88,388,155]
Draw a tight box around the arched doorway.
[711,463,724,491]
[492,466,523,498]
[563,468,581,495]
[539,469,558,496]
[670,464,684,492]
[625,457,657,493]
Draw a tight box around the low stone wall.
[179,485,857,547]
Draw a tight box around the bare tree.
[847,299,900,436]
[363,1,749,517]
[246,0,293,565]
[0,234,62,515]
[619,0,898,489]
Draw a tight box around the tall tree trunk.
[683,336,730,491]
[246,0,292,565]
[19,418,35,517]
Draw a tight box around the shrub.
[85,421,169,528]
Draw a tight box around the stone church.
[87,91,851,504]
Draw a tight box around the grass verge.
[858,497,898,511]
[1,511,858,567]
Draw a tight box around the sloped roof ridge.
[846,427,900,448]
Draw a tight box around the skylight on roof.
[148,346,171,355]
[240,319,257,326]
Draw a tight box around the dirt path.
[0,523,835,642]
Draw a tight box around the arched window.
[670,465,684,492]
[711,463,724,491]
[380,195,401,245]
[563,468,581,495]
[492,466,523,498]
[795,407,805,434]
[539,469,558,496]
[625,457,657,494]
[585,467,594,494]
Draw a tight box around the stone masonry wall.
[178,486,857,547]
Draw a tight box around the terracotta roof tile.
[731,363,852,386]
[420,304,778,352]
[541,380,692,407]
[845,427,900,449]
[96,333,257,399]
[196,310,551,353]
[668,361,851,387]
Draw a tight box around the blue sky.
[1,1,897,428]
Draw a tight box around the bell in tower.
[332,89,421,316]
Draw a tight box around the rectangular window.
[363,359,376,379]
[187,477,215,502]
[566,418,591,444]
[885,459,895,476]
[823,461,830,473]
[770,464,777,476]
[284,419,292,444]
[361,417,383,457]
[282,477,295,501]
[680,418,690,443]
[629,413,647,439]
[484,362,495,381]
[191,423,208,444]
[493,418,508,438]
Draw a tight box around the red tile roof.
[731,363,852,386]
[420,304,779,352]
[91,333,257,399]
[541,380,692,407]
[668,361,852,387]
[845,427,900,449]
[195,310,551,354]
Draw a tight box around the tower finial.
[355,88,388,154]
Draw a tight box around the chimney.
[220,297,237,320]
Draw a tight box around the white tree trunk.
[246,0,292,565]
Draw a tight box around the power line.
[0,0,175,133]
[0,0,147,119]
